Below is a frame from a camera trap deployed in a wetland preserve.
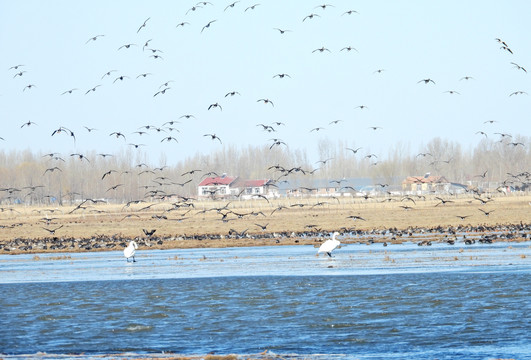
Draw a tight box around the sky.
[1,0,530,166]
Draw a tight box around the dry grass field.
[1,192,530,254]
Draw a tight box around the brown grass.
[1,193,530,254]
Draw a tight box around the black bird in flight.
[204,133,222,143]
[86,34,104,43]
[312,47,331,53]
[161,136,178,143]
[418,78,435,84]
[273,73,291,79]
[143,228,157,237]
[70,153,90,162]
[511,62,527,73]
[43,167,62,175]
[273,28,291,34]
[113,75,130,83]
[85,85,102,94]
[118,43,137,50]
[340,46,358,52]
[208,102,222,111]
[42,225,64,235]
[137,17,150,33]
[21,120,37,128]
[303,13,320,21]
[225,91,240,97]
[245,4,260,12]
[153,87,171,97]
[109,132,126,140]
[61,88,78,95]
[101,70,117,79]
[224,1,240,11]
[315,4,334,10]
[186,5,202,15]
[346,147,362,154]
[257,98,274,106]
[343,10,359,15]
[201,20,217,32]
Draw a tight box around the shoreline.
[1,194,530,255]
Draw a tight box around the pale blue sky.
[1,1,529,165]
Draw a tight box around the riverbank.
[1,193,530,254]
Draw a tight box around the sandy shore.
[1,193,530,254]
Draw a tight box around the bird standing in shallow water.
[318,232,340,257]
[124,241,138,262]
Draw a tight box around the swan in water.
[124,241,138,262]
[318,232,340,257]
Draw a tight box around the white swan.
[318,232,340,257]
[124,241,138,262]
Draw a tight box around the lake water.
[1,241,531,359]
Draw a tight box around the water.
[1,242,531,359]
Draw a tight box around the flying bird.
[224,1,240,11]
[118,43,137,50]
[340,46,358,52]
[21,120,37,128]
[101,70,117,79]
[186,5,203,14]
[273,73,291,79]
[315,4,334,10]
[342,10,359,15]
[153,87,171,96]
[257,98,274,106]
[346,147,362,154]
[60,88,78,95]
[204,133,222,143]
[418,78,435,84]
[208,102,222,110]
[85,85,102,94]
[273,28,291,34]
[201,20,217,33]
[511,62,527,73]
[86,34,104,43]
[137,17,150,33]
[312,47,331,53]
[245,4,260,11]
[303,13,320,21]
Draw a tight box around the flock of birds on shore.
[1,2,530,259]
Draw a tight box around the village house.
[402,174,450,193]
[197,174,277,199]
[197,174,239,198]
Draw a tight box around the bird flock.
[1,2,530,253]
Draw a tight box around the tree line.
[0,135,530,206]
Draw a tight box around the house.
[233,179,279,199]
[197,175,278,199]
[198,174,239,198]
[402,174,450,193]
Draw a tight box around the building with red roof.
[198,174,277,199]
